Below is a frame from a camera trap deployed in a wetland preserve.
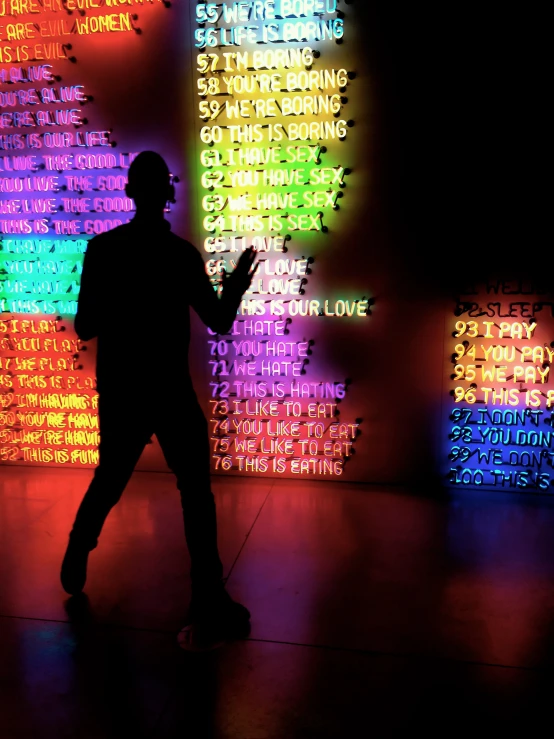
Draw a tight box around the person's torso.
[88,221,200,390]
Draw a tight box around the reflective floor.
[1,468,554,737]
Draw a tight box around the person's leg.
[155,397,223,595]
[156,398,250,649]
[61,393,153,593]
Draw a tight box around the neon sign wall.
[446,281,554,491]
[191,1,372,477]
[1,0,169,467]
[1,0,373,478]
[3,3,547,494]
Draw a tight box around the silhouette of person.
[61,151,256,648]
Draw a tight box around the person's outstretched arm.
[190,247,257,334]
[74,240,101,341]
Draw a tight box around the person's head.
[125,151,175,215]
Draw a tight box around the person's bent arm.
[190,247,256,334]
[74,241,100,341]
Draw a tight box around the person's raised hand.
[225,247,258,294]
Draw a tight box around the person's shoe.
[190,587,250,622]
[177,622,225,653]
[60,538,90,595]
[183,586,251,647]
[216,588,251,625]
